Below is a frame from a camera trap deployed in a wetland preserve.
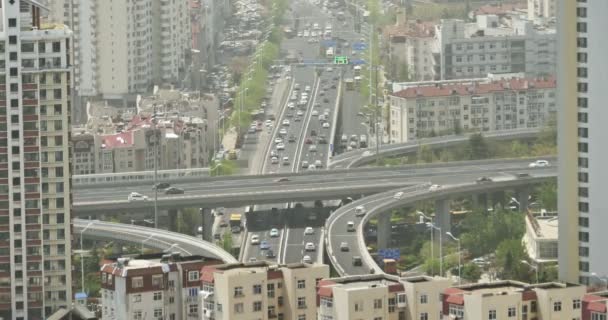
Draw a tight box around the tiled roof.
[100,131,134,149]
[391,77,556,99]
[585,294,608,313]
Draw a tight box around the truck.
[344,78,355,90]
[325,47,334,58]
[229,213,242,232]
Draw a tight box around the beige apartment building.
[388,76,556,143]
[0,1,74,318]
[200,262,329,320]
[317,274,450,320]
[385,16,436,81]
[442,281,585,320]
[435,15,556,81]
[99,253,221,320]
[528,0,556,21]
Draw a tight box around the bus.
[345,78,354,90]
[230,213,242,229]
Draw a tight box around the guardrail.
[327,75,343,164]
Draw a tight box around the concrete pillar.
[517,188,530,213]
[491,191,506,209]
[201,208,214,242]
[377,213,391,250]
[435,199,451,235]
[472,193,488,212]
[168,209,179,231]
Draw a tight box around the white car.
[270,228,279,237]
[305,242,316,251]
[276,143,285,150]
[287,102,295,108]
[301,160,309,168]
[296,110,304,116]
[305,85,311,92]
[311,110,319,116]
[275,137,283,144]
[128,192,148,202]
[279,128,288,135]
[282,119,290,126]
[282,156,290,165]
[314,160,322,168]
[394,191,404,199]
[322,122,330,128]
[304,227,314,235]
[302,255,312,263]
[251,235,260,245]
[265,119,273,126]
[271,156,279,164]
[354,205,366,217]
[529,160,550,168]
[308,164,317,171]
[429,184,442,191]
[309,145,317,152]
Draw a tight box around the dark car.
[352,256,362,266]
[153,182,170,190]
[476,176,493,184]
[516,173,531,178]
[266,250,276,258]
[318,135,327,144]
[288,135,296,142]
[305,138,313,144]
[164,187,184,195]
[310,130,317,136]
[323,97,330,103]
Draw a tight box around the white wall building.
[388,76,556,143]
[528,0,556,21]
[434,15,556,80]
[557,0,608,286]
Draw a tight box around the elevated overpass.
[73,158,555,215]
[325,171,555,276]
[329,128,542,168]
[74,219,237,263]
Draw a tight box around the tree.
[417,144,434,163]
[222,232,233,252]
[468,133,490,160]
[461,263,482,282]
[537,182,557,211]
[495,239,529,281]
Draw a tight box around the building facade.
[0,1,74,319]
[200,262,329,320]
[317,274,450,320]
[557,0,607,286]
[388,76,556,143]
[47,0,191,99]
[528,0,557,21]
[385,17,436,81]
[434,15,556,81]
[99,254,221,320]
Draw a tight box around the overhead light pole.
[446,232,461,285]
[80,221,94,294]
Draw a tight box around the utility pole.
[153,106,159,229]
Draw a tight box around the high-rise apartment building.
[557,0,606,285]
[47,0,190,99]
[200,262,329,320]
[0,1,73,319]
[528,0,557,21]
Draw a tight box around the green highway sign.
[334,56,349,64]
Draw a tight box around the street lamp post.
[418,211,442,276]
[80,221,94,294]
[446,232,461,285]
[520,260,539,283]
[151,108,160,229]
[592,273,608,290]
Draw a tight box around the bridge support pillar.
[435,199,451,236]
[377,213,391,250]
[517,187,530,213]
[201,208,214,242]
[168,209,179,231]
[492,191,506,209]
[472,193,488,212]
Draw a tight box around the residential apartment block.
[99,253,221,320]
[200,262,329,320]
[528,0,556,21]
[47,0,190,99]
[0,1,74,319]
[557,0,606,286]
[434,15,556,80]
[317,274,450,320]
[523,212,558,264]
[388,76,556,143]
[385,19,436,81]
[442,281,585,320]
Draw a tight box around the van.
[359,135,367,148]
[341,134,348,143]
[347,221,355,232]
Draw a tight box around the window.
[154,309,162,318]
[234,303,244,313]
[531,301,537,312]
[8,18,16,28]
[298,315,306,320]
[234,286,243,297]
[131,277,143,288]
[253,301,262,312]
[52,42,61,53]
[592,313,607,320]
[132,294,141,303]
[321,297,333,308]
[151,275,163,287]
[133,310,143,320]
[397,293,406,304]
[354,301,363,312]
[297,297,306,309]
[188,271,199,281]
[374,299,382,309]
[267,283,275,298]
[188,287,198,297]
[153,292,162,301]
[573,299,582,309]
[420,312,428,320]
[449,305,464,318]
[489,309,497,320]
[297,280,305,289]
[577,7,587,17]
[508,307,516,317]
[553,301,562,312]
[253,284,262,294]
[188,304,198,314]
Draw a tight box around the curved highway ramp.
[73,219,237,263]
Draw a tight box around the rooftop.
[391,76,556,99]
[527,213,558,239]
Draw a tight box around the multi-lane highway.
[326,167,555,276]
